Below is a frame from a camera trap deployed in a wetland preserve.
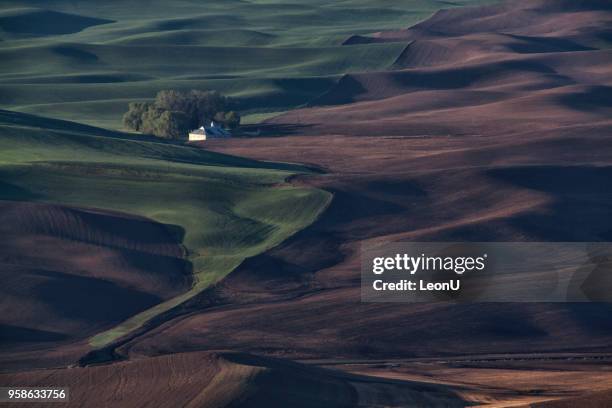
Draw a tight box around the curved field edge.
[89,187,331,348]
[0,109,331,350]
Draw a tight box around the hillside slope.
[0,110,330,370]
[272,0,612,137]
[0,201,190,369]
[2,1,612,406]
[0,351,469,407]
[0,0,496,128]
[170,0,612,361]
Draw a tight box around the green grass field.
[0,0,498,350]
[0,109,331,347]
[0,0,497,128]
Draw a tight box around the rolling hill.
[122,2,612,404]
[0,351,471,407]
[0,8,113,37]
[0,0,498,128]
[270,0,612,137]
[2,0,612,406]
[170,0,612,370]
[0,109,330,370]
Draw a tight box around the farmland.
[0,109,330,367]
[3,0,612,406]
[0,0,496,128]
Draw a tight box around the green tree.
[213,111,241,130]
[122,89,236,139]
[156,110,190,140]
[155,89,230,129]
[224,111,241,130]
[155,90,196,126]
[192,90,227,126]
[122,102,151,131]
[140,105,165,136]
[138,106,189,139]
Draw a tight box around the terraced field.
[0,0,495,128]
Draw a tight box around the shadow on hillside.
[0,109,122,138]
[52,46,99,62]
[0,109,186,145]
[559,86,612,111]
[0,10,113,36]
[308,74,369,106]
[0,324,68,345]
[504,34,595,53]
[487,165,612,241]
[0,181,41,201]
[32,269,162,322]
[390,59,569,90]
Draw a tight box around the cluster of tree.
[122,90,240,139]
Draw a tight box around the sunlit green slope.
[0,109,331,347]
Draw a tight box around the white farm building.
[188,121,231,141]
